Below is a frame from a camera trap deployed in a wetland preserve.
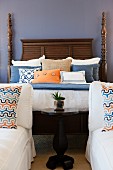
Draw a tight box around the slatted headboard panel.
[21,38,93,61]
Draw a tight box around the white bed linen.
[0,126,36,170]
[85,81,113,170]
[89,128,113,170]
[33,89,89,111]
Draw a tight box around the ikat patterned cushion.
[0,86,22,129]
[19,68,40,83]
[101,83,113,131]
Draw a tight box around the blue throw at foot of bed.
[31,83,90,90]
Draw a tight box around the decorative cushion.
[10,66,41,83]
[67,57,100,81]
[101,83,113,131]
[32,69,60,83]
[71,64,94,83]
[92,64,100,81]
[0,86,22,129]
[12,55,45,66]
[72,64,99,81]
[66,57,101,65]
[42,59,72,72]
[18,68,40,83]
[61,71,86,84]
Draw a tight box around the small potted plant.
[52,92,65,111]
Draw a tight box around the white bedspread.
[0,126,36,170]
[33,89,89,111]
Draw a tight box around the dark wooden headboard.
[7,12,107,82]
[21,38,93,60]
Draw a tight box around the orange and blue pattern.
[0,86,22,129]
[101,83,113,131]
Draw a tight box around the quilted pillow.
[42,59,72,72]
[0,86,22,129]
[18,68,40,83]
[32,69,60,83]
[101,83,113,131]
[12,55,45,66]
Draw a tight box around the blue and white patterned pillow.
[0,86,22,129]
[10,66,42,83]
[19,68,40,83]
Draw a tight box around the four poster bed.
[7,12,107,135]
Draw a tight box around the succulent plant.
[52,92,65,100]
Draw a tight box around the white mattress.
[32,89,89,111]
[0,126,35,170]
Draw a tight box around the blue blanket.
[31,83,90,90]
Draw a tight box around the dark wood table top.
[41,108,79,117]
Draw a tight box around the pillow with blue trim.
[101,83,113,131]
[10,66,41,83]
[71,64,94,83]
[19,68,40,83]
[61,71,86,84]
[0,86,22,129]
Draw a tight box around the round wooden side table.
[41,108,79,169]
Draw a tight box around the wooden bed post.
[101,12,107,81]
[7,13,13,82]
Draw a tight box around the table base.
[46,154,74,169]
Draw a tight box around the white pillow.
[66,57,100,65]
[61,71,86,84]
[12,55,45,66]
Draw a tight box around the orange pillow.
[32,69,60,83]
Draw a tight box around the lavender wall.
[0,0,113,82]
